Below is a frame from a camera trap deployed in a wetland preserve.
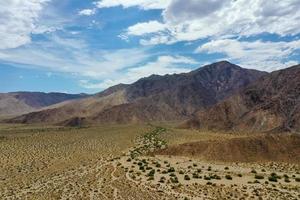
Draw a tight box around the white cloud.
[127,21,166,36]
[196,39,300,71]
[78,9,96,16]
[0,0,50,49]
[81,55,198,89]
[0,35,149,79]
[95,0,172,10]
[128,0,300,45]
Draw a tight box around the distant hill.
[182,64,300,133]
[7,61,266,125]
[0,92,87,117]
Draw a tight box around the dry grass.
[0,123,299,199]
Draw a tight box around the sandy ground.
[0,123,299,199]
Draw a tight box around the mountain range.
[0,92,87,118]
[182,64,300,133]
[3,61,300,133]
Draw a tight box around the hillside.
[182,64,300,133]
[7,61,266,125]
[0,92,87,117]
[156,133,300,163]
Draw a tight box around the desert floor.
[0,123,299,199]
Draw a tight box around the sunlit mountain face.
[1,0,300,94]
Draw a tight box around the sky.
[1,0,300,94]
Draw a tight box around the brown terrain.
[181,64,300,133]
[156,133,300,163]
[6,61,266,125]
[0,92,87,118]
[1,61,299,199]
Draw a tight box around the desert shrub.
[147,169,155,177]
[179,170,184,174]
[225,175,232,180]
[169,173,176,177]
[192,173,199,179]
[170,177,179,183]
[168,167,175,173]
[261,169,266,172]
[184,175,190,180]
[268,176,277,182]
[251,169,257,174]
[147,177,154,181]
[156,163,161,168]
[212,174,221,180]
[253,180,260,184]
[284,178,290,183]
[224,167,229,170]
[126,158,131,162]
[159,177,166,183]
[237,174,242,177]
[193,163,197,167]
[255,174,264,179]
[204,176,211,180]
[295,177,300,182]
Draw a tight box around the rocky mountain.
[182,64,300,133]
[7,61,267,125]
[0,92,87,118]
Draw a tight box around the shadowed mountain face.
[6,61,267,125]
[0,92,87,117]
[182,64,300,133]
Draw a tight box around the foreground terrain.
[0,123,299,199]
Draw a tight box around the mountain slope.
[182,64,300,132]
[7,61,267,125]
[0,92,87,117]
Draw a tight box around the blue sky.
[1,0,300,94]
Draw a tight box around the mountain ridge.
[6,61,267,125]
[182,64,300,133]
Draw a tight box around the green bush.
[268,176,277,182]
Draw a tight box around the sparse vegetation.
[184,175,191,181]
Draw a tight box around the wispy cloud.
[80,55,199,89]
[95,0,172,10]
[0,0,51,49]
[0,35,150,79]
[78,9,96,16]
[196,39,300,71]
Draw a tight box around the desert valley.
[0,61,299,199]
[1,1,300,199]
